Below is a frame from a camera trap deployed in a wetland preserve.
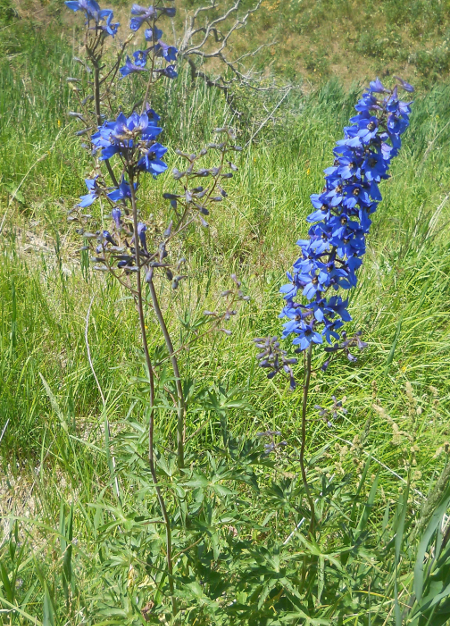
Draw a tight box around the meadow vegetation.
[1,1,450,624]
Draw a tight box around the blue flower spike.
[279,78,413,355]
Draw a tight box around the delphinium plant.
[256,77,414,532]
[65,0,249,619]
[56,6,450,623]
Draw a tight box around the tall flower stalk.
[258,77,414,532]
[66,2,245,614]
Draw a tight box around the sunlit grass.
[1,27,450,624]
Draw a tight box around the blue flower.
[107,177,137,202]
[154,40,177,62]
[65,0,102,19]
[77,177,102,207]
[133,49,150,67]
[130,4,157,31]
[145,26,163,41]
[155,64,178,79]
[92,111,163,160]
[120,56,148,77]
[102,230,117,246]
[65,0,119,34]
[100,11,119,35]
[279,79,413,353]
[137,142,168,177]
[292,323,323,351]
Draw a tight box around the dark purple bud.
[69,111,86,121]
[394,75,414,92]
[102,230,117,246]
[231,274,241,287]
[137,222,147,251]
[164,221,173,237]
[75,127,93,136]
[159,242,168,260]
[159,6,176,17]
[172,168,184,180]
[321,360,330,371]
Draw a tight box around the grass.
[1,18,450,626]
[4,0,450,88]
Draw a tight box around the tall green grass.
[2,28,450,624]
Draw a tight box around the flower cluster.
[314,396,348,427]
[280,78,413,353]
[69,128,241,282]
[76,106,168,213]
[257,430,287,455]
[254,336,298,390]
[91,107,167,176]
[120,3,178,78]
[65,0,119,36]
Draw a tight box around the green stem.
[300,344,315,536]
[148,280,186,470]
[93,62,120,189]
[129,173,177,617]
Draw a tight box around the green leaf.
[43,584,55,626]
[356,471,379,534]
[414,483,450,603]
[0,561,13,603]
[394,487,409,626]
[39,373,68,433]
[184,472,209,489]
[212,484,234,497]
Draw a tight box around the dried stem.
[178,0,270,115]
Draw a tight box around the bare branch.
[176,0,280,117]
